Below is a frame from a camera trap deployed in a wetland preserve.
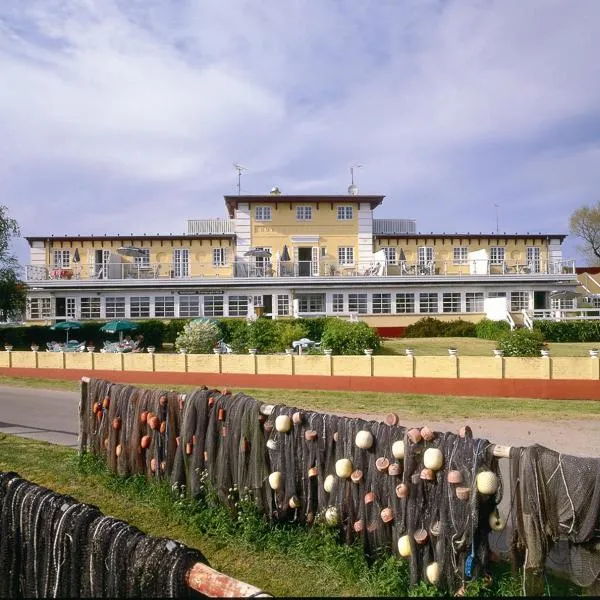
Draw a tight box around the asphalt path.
[0,385,79,447]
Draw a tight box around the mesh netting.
[0,471,206,598]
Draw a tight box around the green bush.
[277,321,309,350]
[219,319,251,353]
[405,317,477,338]
[247,318,280,353]
[475,318,511,340]
[444,320,477,337]
[136,320,167,349]
[163,319,188,343]
[300,318,332,342]
[533,320,600,343]
[496,328,545,357]
[321,319,381,355]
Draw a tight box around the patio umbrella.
[100,319,138,342]
[280,245,291,262]
[191,317,220,326]
[72,248,80,263]
[244,248,272,258]
[398,248,407,262]
[117,246,146,258]
[51,320,82,344]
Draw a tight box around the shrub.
[164,319,189,343]
[444,320,477,337]
[247,318,280,353]
[475,318,511,341]
[496,328,545,357]
[404,317,477,338]
[300,318,332,342]
[136,320,166,349]
[533,320,600,343]
[221,319,251,353]
[321,319,381,355]
[277,321,309,350]
[175,321,220,354]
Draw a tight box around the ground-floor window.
[81,297,101,319]
[396,293,415,313]
[228,295,248,317]
[332,293,344,313]
[179,295,200,317]
[487,291,506,298]
[105,297,126,318]
[277,294,290,316]
[66,298,76,318]
[442,292,461,313]
[155,296,175,317]
[348,293,368,314]
[27,297,52,319]
[466,292,484,312]
[372,293,391,314]
[419,292,438,313]
[204,295,224,317]
[510,291,529,311]
[130,296,150,318]
[297,293,325,313]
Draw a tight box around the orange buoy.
[112,417,121,431]
[385,413,399,426]
[141,435,151,449]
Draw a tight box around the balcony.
[186,219,235,235]
[373,219,417,235]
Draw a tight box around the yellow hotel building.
[24,187,578,333]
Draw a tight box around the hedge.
[533,320,600,343]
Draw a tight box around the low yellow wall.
[414,356,457,379]
[294,356,332,376]
[187,354,221,373]
[257,355,293,376]
[94,353,123,371]
[458,357,503,379]
[65,352,93,370]
[37,352,64,369]
[154,354,186,372]
[504,357,546,380]
[123,353,154,372]
[9,351,37,369]
[372,356,414,378]
[332,356,372,377]
[221,355,255,374]
[550,357,595,380]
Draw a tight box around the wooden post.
[79,376,90,454]
[185,562,271,597]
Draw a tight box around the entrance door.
[55,298,66,321]
[534,291,547,310]
[298,247,312,276]
[263,294,273,316]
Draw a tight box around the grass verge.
[0,434,580,597]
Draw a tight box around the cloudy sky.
[2,0,599,265]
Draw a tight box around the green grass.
[2,375,600,420]
[0,434,580,597]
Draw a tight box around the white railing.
[186,219,235,235]
[506,312,516,330]
[521,310,534,330]
[373,219,417,235]
[525,308,600,324]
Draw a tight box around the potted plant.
[364,348,374,356]
[405,348,414,356]
[448,347,458,356]
[86,343,95,353]
[323,348,333,356]
[213,347,221,354]
[31,343,40,352]
[4,344,13,352]
[540,345,550,357]
[146,346,156,354]
[493,348,504,357]
[248,348,258,355]
[285,348,295,355]
[589,348,599,358]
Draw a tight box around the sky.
[1,0,600,266]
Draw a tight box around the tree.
[0,205,26,322]
[570,201,600,264]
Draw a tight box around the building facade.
[24,189,578,332]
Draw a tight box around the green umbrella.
[191,317,219,326]
[51,320,82,344]
[100,319,139,342]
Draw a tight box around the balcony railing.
[186,219,235,235]
[25,258,576,283]
[373,219,417,235]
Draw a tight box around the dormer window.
[337,206,353,220]
[296,206,312,221]
[255,206,272,221]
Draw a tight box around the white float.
[476,470,499,495]
[355,430,374,449]
[268,471,282,490]
[275,414,292,433]
[397,535,411,557]
[423,448,444,471]
[392,440,405,460]
[324,474,336,493]
[335,458,353,478]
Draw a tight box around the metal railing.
[186,219,235,235]
[373,219,417,234]
[524,308,600,325]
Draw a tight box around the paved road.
[0,385,79,447]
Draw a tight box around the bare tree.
[569,201,600,264]
[0,205,26,322]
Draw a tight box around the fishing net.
[0,471,206,598]
[509,444,600,591]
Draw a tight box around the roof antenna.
[234,163,248,195]
[494,203,499,234]
[348,164,362,196]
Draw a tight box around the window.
[204,295,224,317]
[66,298,76,318]
[52,250,70,268]
[337,206,353,220]
[297,293,325,313]
[490,247,505,265]
[255,206,272,221]
[338,247,354,265]
[213,248,228,267]
[134,249,150,267]
[418,247,433,266]
[173,249,189,278]
[551,298,575,310]
[253,295,263,307]
[453,247,468,265]
[466,292,484,312]
[510,291,529,311]
[228,295,248,317]
[396,293,415,313]
[332,293,344,313]
[81,297,101,319]
[442,292,461,313]
[130,296,150,318]
[277,295,290,316]
[586,296,600,308]
[27,298,51,319]
[419,293,438,313]
[105,297,126,318]
[348,293,368,314]
[179,295,200,317]
[527,247,541,273]
[383,247,397,264]
[372,293,391,314]
[487,291,507,298]
[296,206,312,221]
[155,296,175,317]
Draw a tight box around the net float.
[146,411,155,422]
[221,426,228,438]
[376,457,390,473]
[150,458,157,472]
[325,506,339,525]
[367,522,378,533]
[208,397,215,408]
[476,471,499,495]
[140,435,151,449]
[396,483,409,498]
[217,407,226,422]
[175,436,180,447]
[263,421,274,435]
[102,397,110,410]
[398,535,411,557]
[423,448,444,471]
[420,468,434,481]
[178,398,185,411]
[350,469,363,484]
[489,509,506,531]
[420,426,435,441]
[92,402,101,415]
[324,474,336,493]
[140,411,148,424]
[160,461,166,471]
[353,520,364,533]
[292,411,302,425]
[414,528,428,544]
[304,430,318,441]
[335,458,353,478]
[407,428,422,444]
[241,437,250,452]
[185,442,192,455]
[115,444,122,457]
[268,471,282,490]
[380,507,393,523]
[203,451,208,461]
[459,425,473,439]
[456,486,471,501]
[266,439,277,451]
[333,431,339,443]
[159,421,166,434]
[355,430,374,449]
[306,512,315,525]
[388,463,401,476]
[447,470,463,484]
[430,521,441,537]
[112,417,121,431]
[275,414,292,432]
[364,491,376,504]
[103,438,109,449]
[289,495,301,509]
[159,394,168,407]
[385,412,399,426]
[392,440,405,459]
[96,411,102,422]
[426,562,440,585]
[308,466,318,478]
[149,416,160,430]
[192,435,197,445]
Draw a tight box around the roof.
[25,233,235,245]
[224,194,385,217]
[374,232,567,241]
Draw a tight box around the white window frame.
[277,294,290,316]
[419,292,438,313]
[212,247,228,267]
[453,247,468,265]
[527,246,541,273]
[105,296,126,318]
[228,295,249,317]
[130,296,150,318]
[179,295,200,317]
[52,250,70,268]
[155,296,175,317]
[66,297,77,319]
[372,293,392,314]
[134,249,150,267]
[510,291,529,311]
[337,206,353,220]
[332,293,344,313]
[396,293,415,314]
[173,249,189,278]
[338,246,354,265]
[296,206,312,221]
[255,206,272,221]
[27,297,52,320]
[297,293,325,313]
[466,292,484,313]
[490,247,505,265]
[80,297,101,319]
[442,292,461,313]
[204,295,224,317]
[383,247,397,265]
[348,293,368,314]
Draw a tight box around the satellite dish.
[348,184,359,196]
